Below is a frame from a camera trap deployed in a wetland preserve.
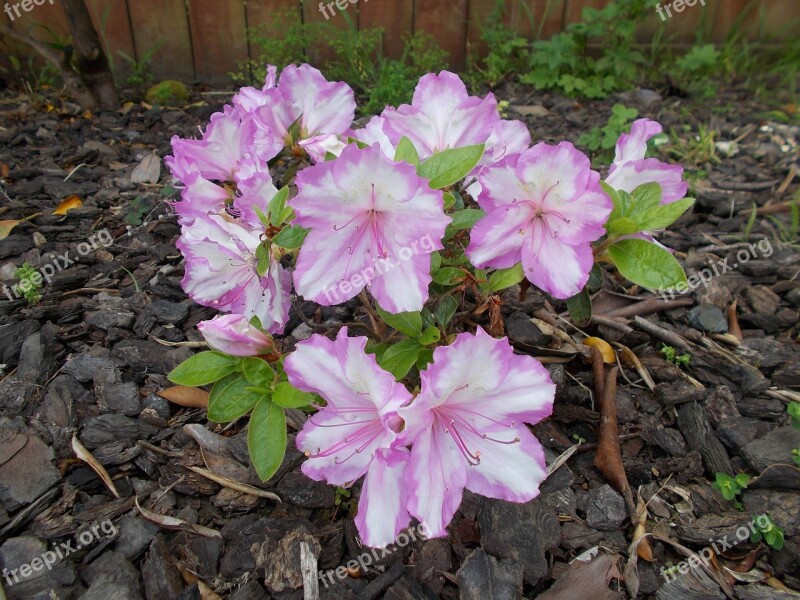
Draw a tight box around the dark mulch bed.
[0,81,798,600]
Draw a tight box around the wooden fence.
[1,0,797,85]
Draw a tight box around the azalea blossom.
[285,329,413,547]
[399,328,555,537]
[252,64,356,148]
[166,105,281,184]
[289,144,450,313]
[197,314,276,356]
[605,118,688,203]
[467,141,612,299]
[177,215,291,334]
[231,65,278,112]
[381,71,498,160]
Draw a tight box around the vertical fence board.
[414,0,469,70]
[187,0,248,84]
[562,0,603,25]
[244,0,301,74]
[128,0,194,81]
[85,0,135,81]
[514,0,566,40]
[638,2,712,45]
[359,0,414,60]
[302,0,349,66]
[5,1,70,77]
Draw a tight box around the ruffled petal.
[465,204,527,270]
[605,159,688,204]
[354,449,412,548]
[521,230,594,300]
[613,118,662,167]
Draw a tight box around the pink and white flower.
[467,141,612,299]
[381,71,499,160]
[166,105,282,183]
[605,118,688,203]
[289,144,450,313]
[399,328,555,537]
[177,216,291,334]
[197,314,276,356]
[285,329,413,548]
[252,64,356,147]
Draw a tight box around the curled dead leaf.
[72,434,120,498]
[135,497,221,538]
[614,343,656,392]
[158,386,209,408]
[0,213,41,241]
[185,465,281,502]
[583,337,615,364]
[53,195,83,216]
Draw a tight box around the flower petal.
[354,450,412,548]
[521,230,594,300]
[613,118,662,167]
[466,204,527,270]
[605,159,688,204]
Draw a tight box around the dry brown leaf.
[614,343,656,392]
[135,497,221,538]
[583,337,615,364]
[72,434,120,498]
[53,195,83,216]
[0,213,40,240]
[1,163,9,178]
[131,151,161,184]
[727,300,743,342]
[158,386,209,408]
[538,554,623,600]
[185,465,281,502]
[594,367,630,496]
[633,495,654,561]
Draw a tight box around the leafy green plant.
[124,196,151,226]
[713,472,750,510]
[231,11,309,85]
[119,44,160,89]
[577,104,639,161]
[466,0,530,88]
[750,514,785,550]
[146,80,189,106]
[668,125,720,167]
[520,0,650,98]
[789,401,800,430]
[661,344,691,368]
[14,263,43,304]
[672,43,721,97]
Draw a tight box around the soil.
[0,79,798,600]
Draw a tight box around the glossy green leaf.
[248,398,287,481]
[607,238,688,290]
[417,325,441,346]
[566,288,592,327]
[449,208,485,230]
[272,381,316,409]
[432,267,464,286]
[241,357,274,386]
[418,144,485,189]
[378,340,423,380]
[637,198,695,231]
[434,295,458,328]
[394,136,420,167]
[485,263,525,293]
[168,351,239,387]
[208,374,261,422]
[272,226,309,249]
[267,186,290,226]
[376,308,423,338]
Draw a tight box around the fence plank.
[84,0,136,81]
[127,0,194,81]
[359,0,414,60]
[302,0,350,66]
[187,0,249,84]
[244,0,301,75]
[414,0,469,70]
[638,1,712,45]
[513,0,566,40]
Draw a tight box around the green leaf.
[416,347,434,370]
[248,398,287,481]
[394,136,420,167]
[241,357,274,386]
[607,239,688,291]
[449,208,485,230]
[267,186,290,226]
[417,325,441,346]
[566,288,592,327]
[607,216,640,236]
[272,226,309,249]
[637,198,695,232]
[378,340,423,379]
[417,144,485,189]
[631,182,662,209]
[434,296,458,328]
[376,308,423,338]
[208,374,262,422]
[255,242,271,277]
[485,263,525,293]
[168,351,239,386]
[432,267,464,286]
[272,381,316,409]
[443,192,457,210]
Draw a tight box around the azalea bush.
[165,64,693,548]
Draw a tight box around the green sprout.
[750,514,785,550]
[713,472,750,510]
[661,344,691,367]
[14,263,43,304]
[788,402,800,431]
